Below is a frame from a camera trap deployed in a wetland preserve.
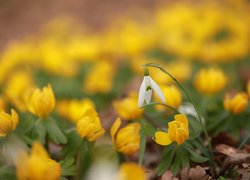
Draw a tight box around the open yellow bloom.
[113,92,143,120]
[110,118,140,155]
[224,92,248,114]
[76,107,105,142]
[27,84,55,118]
[0,96,6,110]
[56,98,95,123]
[194,68,227,95]
[16,142,61,180]
[117,163,146,180]
[154,114,189,146]
[155,85,182,111]
[0,109,19,137]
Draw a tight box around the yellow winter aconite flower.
[110,118,140,155]
[117,163,146,180]
[76,107,105,142]
[155,85,182,111]
[247,80,250,97]
[56,98,95,123]
[0,96,6,110]
[84,61,115,94]
[4,71,34,111]
[16,142,61,180]
[194,68,227,95]
[113,92,143,120]
[154,114,189,146]
[0,109,19,137]
[27,84,55,118]
[224,92,248,114]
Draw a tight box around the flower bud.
[0,109,19,137]
[224,92,248,114]
[27,84,55,118]
[110,118,140,154]
[76,108,105,142]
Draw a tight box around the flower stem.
[238,134,250,149]
[142,63,216,175]
[140,102,180,114]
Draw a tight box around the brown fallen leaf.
[180,166,211,180]
[161,170,178,180]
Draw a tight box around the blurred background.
[0,0,249,179]
[0,0,249,115]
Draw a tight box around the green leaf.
[44,118,67,144]
[140,120,156,137]
[156,146,176,176]
[35,121,46,144]
[187,148,209,163]
[180,147,189,168]
[60,157,77,176]
[139,134,146,165]
[171,147,182,176]
[60,131,82,158]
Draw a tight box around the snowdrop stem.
[140,102,180,114]
[142,63,215,172]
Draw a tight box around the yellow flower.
[0,109,19,137]
[16,142,61,180]
[247,80,250,98]
[155,85,182,111]
[84,61,115,94]
[113,92,143,120]
[194,67,227,95]
[110,118,140,155]
[224,92,248,114]
[56,98,95,123]
[117,163,146,180]
[4,71,34,111]
[0,96,6,110]
[76,107,105,142]
[154,114,189,146]
[27,84,55,118]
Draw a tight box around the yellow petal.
[110,117,121,143]
[154,131,172,146]
[174,114,188,127]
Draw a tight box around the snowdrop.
[138,69,166,108]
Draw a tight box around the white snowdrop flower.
[178,102,205,123]
[138,69,166,108]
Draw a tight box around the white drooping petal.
[149,76,166,103]
[138,77,146,107]
[145,89,152,104]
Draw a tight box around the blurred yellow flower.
[0,109,19,137]
[84,61,115,94]
[247,80,250,98]
[224,92,248,114]
[113,92,143,120]
[117,163,146,180]
[16,142,61,180]
[38,38,78,77]
[56,98,95,123]
[0,96,6,110]
[4,71,34,111]
[27,84,55,118]
[155,85,182,111]
[154,114,189,146]
[76,107,105,142]
[194,67,227,95]
[110,118,140,155]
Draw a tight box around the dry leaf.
[161,170,179,180]
[180,166,211,180]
